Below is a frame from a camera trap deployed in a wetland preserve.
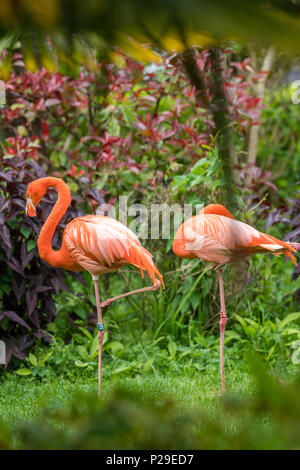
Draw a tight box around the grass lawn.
[0,369,256,425]
[1,365,299,449]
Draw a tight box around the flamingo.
[172,203,300,393]
[25,177,164,396]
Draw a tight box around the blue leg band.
[97,322,104,331]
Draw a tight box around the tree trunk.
[245,45,276,185]
[209,47,238,212]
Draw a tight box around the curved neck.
[37,178,71,267]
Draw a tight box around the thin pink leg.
[100,279,161,308]
[218,269,227,393]
[93,275,104,398]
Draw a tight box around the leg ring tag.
[97,322,104,331]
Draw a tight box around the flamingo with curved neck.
[26,177,163,396]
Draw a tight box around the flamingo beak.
[25,197,36,217]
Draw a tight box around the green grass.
[2,362,300,449]
[0,368,254,426]
[0,368,255,449]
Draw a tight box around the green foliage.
[259,84,300,199]
[16,351,53,378]
[172,142,225,196]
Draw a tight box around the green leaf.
[27,240,36,251]
[191,158,207,175]
[74,305,87,320]
[190,291,199,310]
[11,103,25,110]
[50,150,67,167]
[75,360,89,368]
[16,368,32,376]
[92,175,108,190]
[28,353,38,367]
[41,352,53,365]
[69,182,79,193]
[78,327,93,341]
[165,236,174,254]
[106,341,124,354]
[20,226,31,239]
[224,331,241,344]
[77,345,88,360]
[279,312,300,330]
[266,345,276,362]
[121,104,135,125]
[168,341,177,360]
[108,116,120,136]
[103,331,108,346]
[235,315,250,335]
[89,334,99,357]
[281,328,300,336]
[111,366,131,375]
[157,95,174,113]
[244,317,259,327]
[89,350,99,360]
[144,358,155,372]
[173,268,210,320]
[17,125,28,136]
[178,350,191,360]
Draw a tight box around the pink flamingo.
[173,203,299,392]
[26,177,164,396]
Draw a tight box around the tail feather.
[256,232,299,266]
[285,252,298,266]
[287,243,300,266]
[127,244,165,288]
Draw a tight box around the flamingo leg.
[92,275,104,398]
[218,268,227,393]
[100,279,161,308]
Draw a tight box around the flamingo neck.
[37,178,71,268]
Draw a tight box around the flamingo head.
[25,179,48,217]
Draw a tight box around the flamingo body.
[173,204,297,265]
[64,215,163,283]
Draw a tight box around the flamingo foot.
[100,299,113,308]
[211,263,226,271]
[152,279,161,290]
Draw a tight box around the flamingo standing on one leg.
[25,177,164,396]
[172,204,299,393]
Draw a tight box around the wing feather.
[64,216,164,284]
